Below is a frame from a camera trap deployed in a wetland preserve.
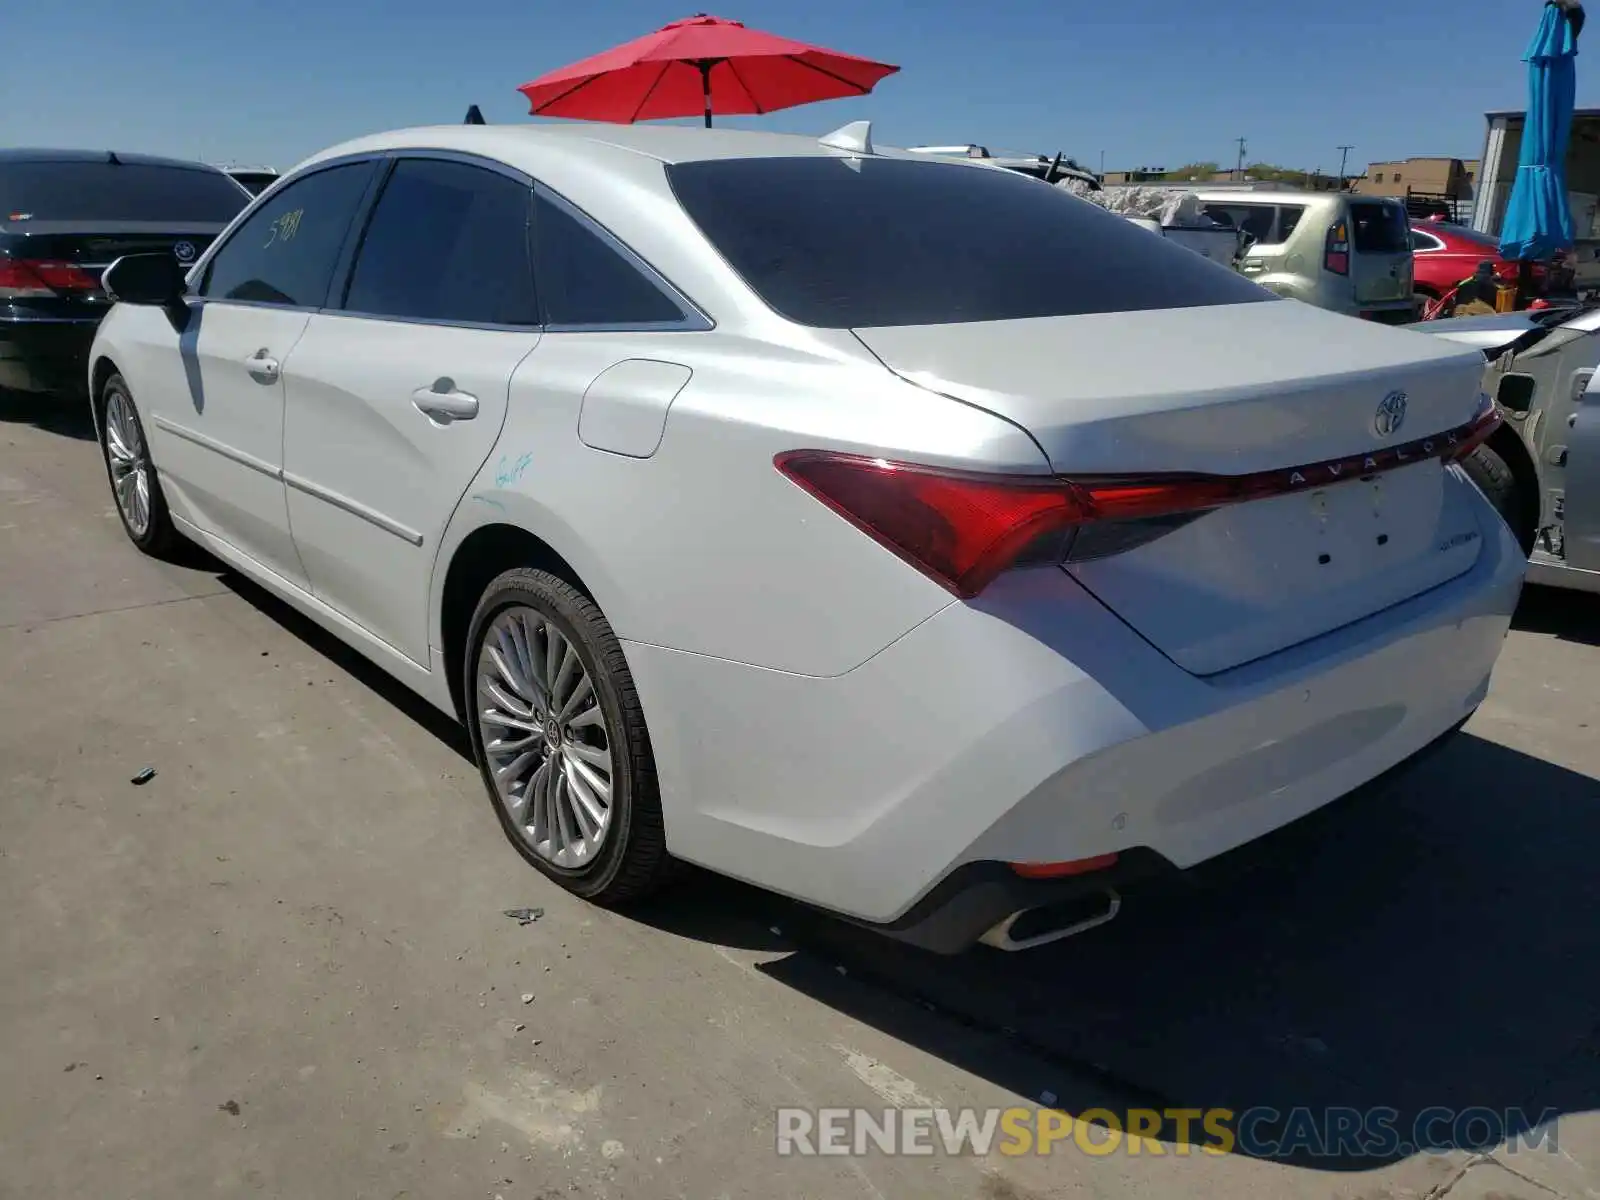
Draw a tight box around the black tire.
[463,568,674,905]
[1460,442,1534,555]
[98,373,179,557]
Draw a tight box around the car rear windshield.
[0,162,249,223]
[1349,201,1411,255]
[665,157,1274,328]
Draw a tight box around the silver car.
[1194,190,1416,323]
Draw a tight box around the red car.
[1410,218,1568,306]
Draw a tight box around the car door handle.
[412,380,479,423]
[244,351,280,382]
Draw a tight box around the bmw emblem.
[173,241,196,263]
[1373,390,1408,438]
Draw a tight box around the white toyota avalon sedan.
[88,121,1522,953]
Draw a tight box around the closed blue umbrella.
[1499,0,1585,264]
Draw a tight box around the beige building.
[1354,157,1476,199]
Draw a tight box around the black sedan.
[0,149,250,398]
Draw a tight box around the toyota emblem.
[173,241,196,263]
[1373,391,1408,438]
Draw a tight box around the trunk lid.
[1347,199,1414,305]
[853,300,1493,675]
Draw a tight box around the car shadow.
[630,732,1600,1171]
[164,543,473,760]
[1515,582,1599,648]
[119,511,1596,1172]
[0,388,96,441]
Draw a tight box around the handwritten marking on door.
[494,453,533,487]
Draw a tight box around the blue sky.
[3,0,1587,175]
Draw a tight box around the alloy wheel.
[104,390,151,537]
[476,606,615,869]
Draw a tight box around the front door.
[281,156,542,666]
[148,159,378,587]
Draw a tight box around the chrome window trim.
[0,314,102,325]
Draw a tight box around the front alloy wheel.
[99,373,176,555]
[105,389,152,537]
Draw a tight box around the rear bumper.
[0,317,99,396]
[872,710,1473,954]
[624,492,1524,944]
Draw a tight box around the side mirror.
[102,253,188,307]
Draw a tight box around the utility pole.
[1234,137,1247,180]
[1337,144,1354,190]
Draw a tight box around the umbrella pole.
[698,60,713,127]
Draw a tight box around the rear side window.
[1202,203,1279,243]
[201,162,374,307]
[668,157,1272,328]
[0,161,249,223]
[1411,229,1445,252]
[1349,202,1411,254]
[1276,205,1307,241]
[343,159,538,326]
[532,189,690,327]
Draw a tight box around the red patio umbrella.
[516,13,899,127]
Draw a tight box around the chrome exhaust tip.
[978,889,1121,952]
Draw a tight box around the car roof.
[282,122,1013,340]
[0,147,226,173]
[298,122,965,176]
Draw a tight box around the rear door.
[1347,199,1414,306]
[1202,201,1285,288]
[281,155,542,667]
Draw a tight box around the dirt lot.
[3,391,1598,1200]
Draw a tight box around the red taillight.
[1324,221,1350,275]
[774,452,1091,598]
[775,399,1503,599]
[0,258,99,298]
[1010,853,1120,880]
[1445,394,1502,461]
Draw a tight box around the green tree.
[1167,161,1221,180]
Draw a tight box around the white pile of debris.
[1054,180,1223,229]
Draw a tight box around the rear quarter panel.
[430,329,1049,679]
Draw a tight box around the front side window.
[342,158,538,326]
[532,189,690,328]
[200,162,374,308]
